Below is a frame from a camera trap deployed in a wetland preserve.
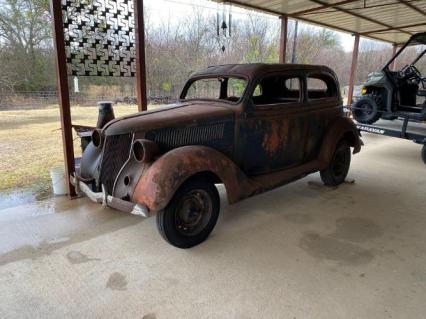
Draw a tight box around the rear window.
[307,74,338,100]
[252,75,301,105]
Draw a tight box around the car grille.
[99,133,133,194]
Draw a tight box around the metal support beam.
[397,0,426,17]
[291,20,299,64]
[361,21,426,36]
[308,0,413,36]
[348,34,360,106]
[221,0,395,45]
[292,0,358,16]
[390,44,398,71]
[134,0,148,112]
[279,16,288,63]
[50,0,76,197]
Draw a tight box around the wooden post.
[347,34,360,106]
[134,0,148,111]
[50,0,76,197]
[390,44,398,71]
[279,16,288,63]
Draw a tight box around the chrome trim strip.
[112,132,136,195]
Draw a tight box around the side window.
[307,74,337,100]
[252,75,301,105]
[253,84,262,97]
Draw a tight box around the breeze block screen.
[62,0,136,77]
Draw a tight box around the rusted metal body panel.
[131,117,361,213]
[318,117,363,165]
[76,63,362,215]
[132,146,251,211]
[103,102,234,136]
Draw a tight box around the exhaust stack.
[97,101,115,129]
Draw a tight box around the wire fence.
[0,90,179,110]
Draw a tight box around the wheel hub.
[175,189,212,236]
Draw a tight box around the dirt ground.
[0,104,145,194]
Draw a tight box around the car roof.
[190,63,337,80]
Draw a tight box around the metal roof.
[213,0,426,45]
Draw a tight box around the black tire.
[352,94,382,124]
[156,178,220,248]
[320,141,351,186]
[422,144,426,165]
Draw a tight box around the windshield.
[182,77,248,103]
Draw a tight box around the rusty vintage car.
[72,63,363,248]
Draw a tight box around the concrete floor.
[0,134,425,319]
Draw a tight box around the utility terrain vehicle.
[352,32,426,124]
[72,63,362,248]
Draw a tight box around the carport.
[1,1,425,318]
[52,0,426,197]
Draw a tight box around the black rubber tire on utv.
[352,94,383,124]
[156,178,220,249]
[422,144,426,165]
[320,141,351,186]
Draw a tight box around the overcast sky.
[144,0,386,52]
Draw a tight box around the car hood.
[103,101,235,136]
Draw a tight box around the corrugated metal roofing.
[212,0,426,45]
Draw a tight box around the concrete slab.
[0,134,425,319]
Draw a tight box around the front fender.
[318,117,363,166]
[132,145,250,212]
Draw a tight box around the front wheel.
[421,144,426,165]
[156,178,220,248]
[320,141,351,186]
[352,94,382,124]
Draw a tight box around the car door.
[303,73,342,162]
[236,71,309,176]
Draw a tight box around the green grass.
[0,104,146,195]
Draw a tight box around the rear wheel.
[352,94,383,124]
[320,141,351,186]
[156,178,220,248]
[422,144,426,165]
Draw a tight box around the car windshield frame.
[179,75,250,104]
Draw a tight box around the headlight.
[361,87,367,95]
[132,139,159,163]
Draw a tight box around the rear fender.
[318,117,363,166]
[132,145,250,212]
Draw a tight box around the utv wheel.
[320,141,351,186]
[422,144,426,165]
[352,94,382,124]
[156,178,220,248]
